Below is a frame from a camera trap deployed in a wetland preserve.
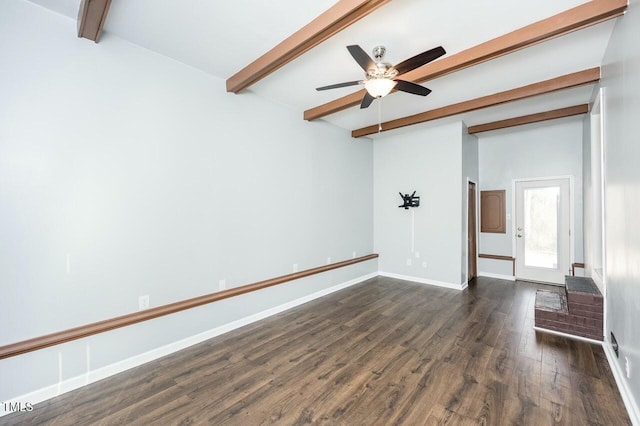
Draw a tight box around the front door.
[515,178,570,285]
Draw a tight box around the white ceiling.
[27,0,615,137]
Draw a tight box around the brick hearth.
[534,276,603,341]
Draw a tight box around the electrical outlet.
[219,279,226,290]
[293,263,298,272]
[352,251,356,258]
[415,252,420,258]
[625,357,631,379]
[327,257,331,264]
[406,258,412,266]
[138,295,149,310]
[422,261,427,268]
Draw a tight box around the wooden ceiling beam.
[467,104,589,134]
[77,0,112,43]
[226,0,390,94]
[351,68,599,138]
[305,0,625,121]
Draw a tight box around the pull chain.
[378,97,382,133]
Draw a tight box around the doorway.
[468,181,477,282]
[515,177,571,285]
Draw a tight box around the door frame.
[589,88,607,295]
[466,178,479,285]
[511,175,575,282]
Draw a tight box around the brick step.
[535,319,603,341]
[568,301,604,313]
[565,276,603,307]
[569,306,604,320]
[534,289,603,341]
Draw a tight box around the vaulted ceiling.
[28,0,626,138]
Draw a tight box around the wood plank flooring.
[2,277,631,425]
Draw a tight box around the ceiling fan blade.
[393,46,446,76]
[360,92,375,109]
[394,79,432,96]
[315,80,362,91]
[347,45,376,72]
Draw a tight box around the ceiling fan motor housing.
[368,46,397,79]
[372,45,386,61]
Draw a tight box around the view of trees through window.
[524,186,559,269]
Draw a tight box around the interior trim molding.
[468,104,589,134]
[77,0,113,42]
[0,271,378,418]
[478,254,514,261]
[479,253,516,276]
[304,0,625,121]
[572,262,586,276]
[0,254,378,360]
[226,0,389,93]
[352,68,600,137]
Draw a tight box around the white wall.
[461,126,479,284]
[374,122,464,288]
[582,114,593,279]
[0,0,375,406]
[595,0,640,420]
[477,119,584,278]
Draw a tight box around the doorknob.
[517,234,522,238]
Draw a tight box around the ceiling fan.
[316,45,446,109]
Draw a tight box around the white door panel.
[515,178,570,285]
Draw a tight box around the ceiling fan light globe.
[365,78,396,98]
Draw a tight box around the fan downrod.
[372,45,386,61]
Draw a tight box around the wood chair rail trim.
[572,262,586,276]
[478,253,516,276]
[304,0,625,121]
[0,254,379,360]
[479,254,515,261]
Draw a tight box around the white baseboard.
[378,271,465,291]
[603,340,640,426]
[478,271,516,281]
[533,326,603,345]
[1,272,377,418]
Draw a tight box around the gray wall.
[596,0,640,416]
[477,119,584,278]
[0,0,375,403]
[374,122,464,287]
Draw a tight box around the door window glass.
[524,186,559,269]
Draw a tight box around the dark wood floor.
[4,277,630,425]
